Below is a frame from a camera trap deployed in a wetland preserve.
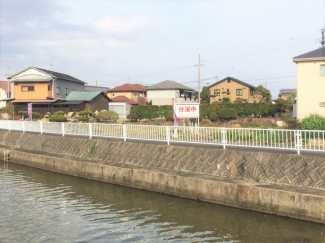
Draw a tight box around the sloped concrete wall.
[0,131,324,189]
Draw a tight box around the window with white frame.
[321,64,325,76]
[65,88,69,95]
[236,89,243,96]
[214,89,220,96]
[56,87,61,94]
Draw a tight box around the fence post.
[62,123,65,137]
[123,124,127,142]
[89,123,92,139]
[166,126,170,145]
[8,120,10,132]
[22,121,25,133]
[222,127,226,149]
[296,130,301,155]
[40,122,43,135]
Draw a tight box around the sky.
[0,0,324,99]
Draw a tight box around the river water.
[0,161,324,243]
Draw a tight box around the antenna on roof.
[321,27,325,47]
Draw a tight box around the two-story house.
[208,77,258,103]
[7,66,86,115]
[106,84,146,105]
[146,80,197,105]
[293,47,325,120]
[278,89,296,101]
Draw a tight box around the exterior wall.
[209,80,257,103]
[280,93,291,101]
[109,102,126,119]
[296,60,325,120]
[13,82,49,100]
[107,91,145,102]
[14,68,50,79]
[147,90,177,105]
[54,79,85,99]
[88,94,109,112]
[0,88,6,108]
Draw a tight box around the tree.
[200,86,210,103]
[274,98,289,114]
[256,85,272,103]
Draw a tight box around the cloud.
[93,17,152,35]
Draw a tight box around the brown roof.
[111,95,138,105]
[0,81,11,92]
[108,83,146,92]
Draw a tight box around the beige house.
[208,77,258,103]
[278,89,296,101]
[293,47,325,120]
[106,83,146,105]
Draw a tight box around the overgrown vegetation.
[301,114,325,130]
[89,141,97,158]
[127,113,138,122]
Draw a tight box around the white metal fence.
[0,120,324,154]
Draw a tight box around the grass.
[89,141,97,158]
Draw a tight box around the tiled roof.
[293,47,325,59]
[208,77,256,89]
[111,95,138,105]
[108,83,146,92]
[8,66,86,84]
[0,81,11,92]
[146,80,195,91]
[279,89,296,94]
[65,91,103,101]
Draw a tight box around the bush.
[77,117,89,122]
[285,119,302,129]
[165,110,174,121]
[209,112,218,121]
[189,115,203,123]
[78,110,95,117]
[218,108,238,120]
[127,113,138,122]
[97,111,119,121]
[301,114,325,130]
[32,112,41,120]
[49,114,67,122]
[54,111,65,116]
[0,107,7,113]
[18,110,28,117]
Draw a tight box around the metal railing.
[0,120,324,154]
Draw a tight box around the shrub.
[218,108,238,120]
[77,117,89,122]
[189,115,203,123]
[127,113,138,122]
[209,112,218,122]
[54,111,65,116]
[285,119,302,129]
[49,114,67,122]
[18,110,28,117]
[165,110,174,121]
[97,111,119,121]
[0,107,7,113]
[32,112,41,119]
[78,110,95,117]
[301,114,325,130]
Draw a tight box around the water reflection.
[0,161,324,243]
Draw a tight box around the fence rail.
[0,120,324,154]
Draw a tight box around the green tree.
[200,86,210,103]
[256,85,272,103]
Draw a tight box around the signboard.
[175,103,199,118]
[28,103,32,121]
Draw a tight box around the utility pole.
[321,27,325,47]
[195,54,203,103]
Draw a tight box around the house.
[106,84,146,105]
[109,96,138,119]
[56,91,111,112]
[7,66,86,116]
[278,89,296,101]
[0,81,11,108]
[293,47,325,120]
[146,80,197,105]
[208,77,258,103]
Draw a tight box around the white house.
[109,96,138,119]
[0,81,11,108]
[146,80,197,105]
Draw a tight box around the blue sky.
[0,0,324,98]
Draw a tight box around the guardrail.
[0,120,324,155]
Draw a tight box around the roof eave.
[293,57,325,63]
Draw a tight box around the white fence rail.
[0,120,324,154]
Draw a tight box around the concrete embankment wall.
[0,130,325,224]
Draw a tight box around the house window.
[65,88,69,95]
[56,87,61,94]
[321,65,325,76]
[21,86,34,92]
[250,88,254,96]
[214,89,220,96]
[112,93,115,97]
[227,89,230,94]
[133,93,138,97]
[236,89,243,96]
[48,84,52,91]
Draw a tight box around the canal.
[0,161,324,243]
